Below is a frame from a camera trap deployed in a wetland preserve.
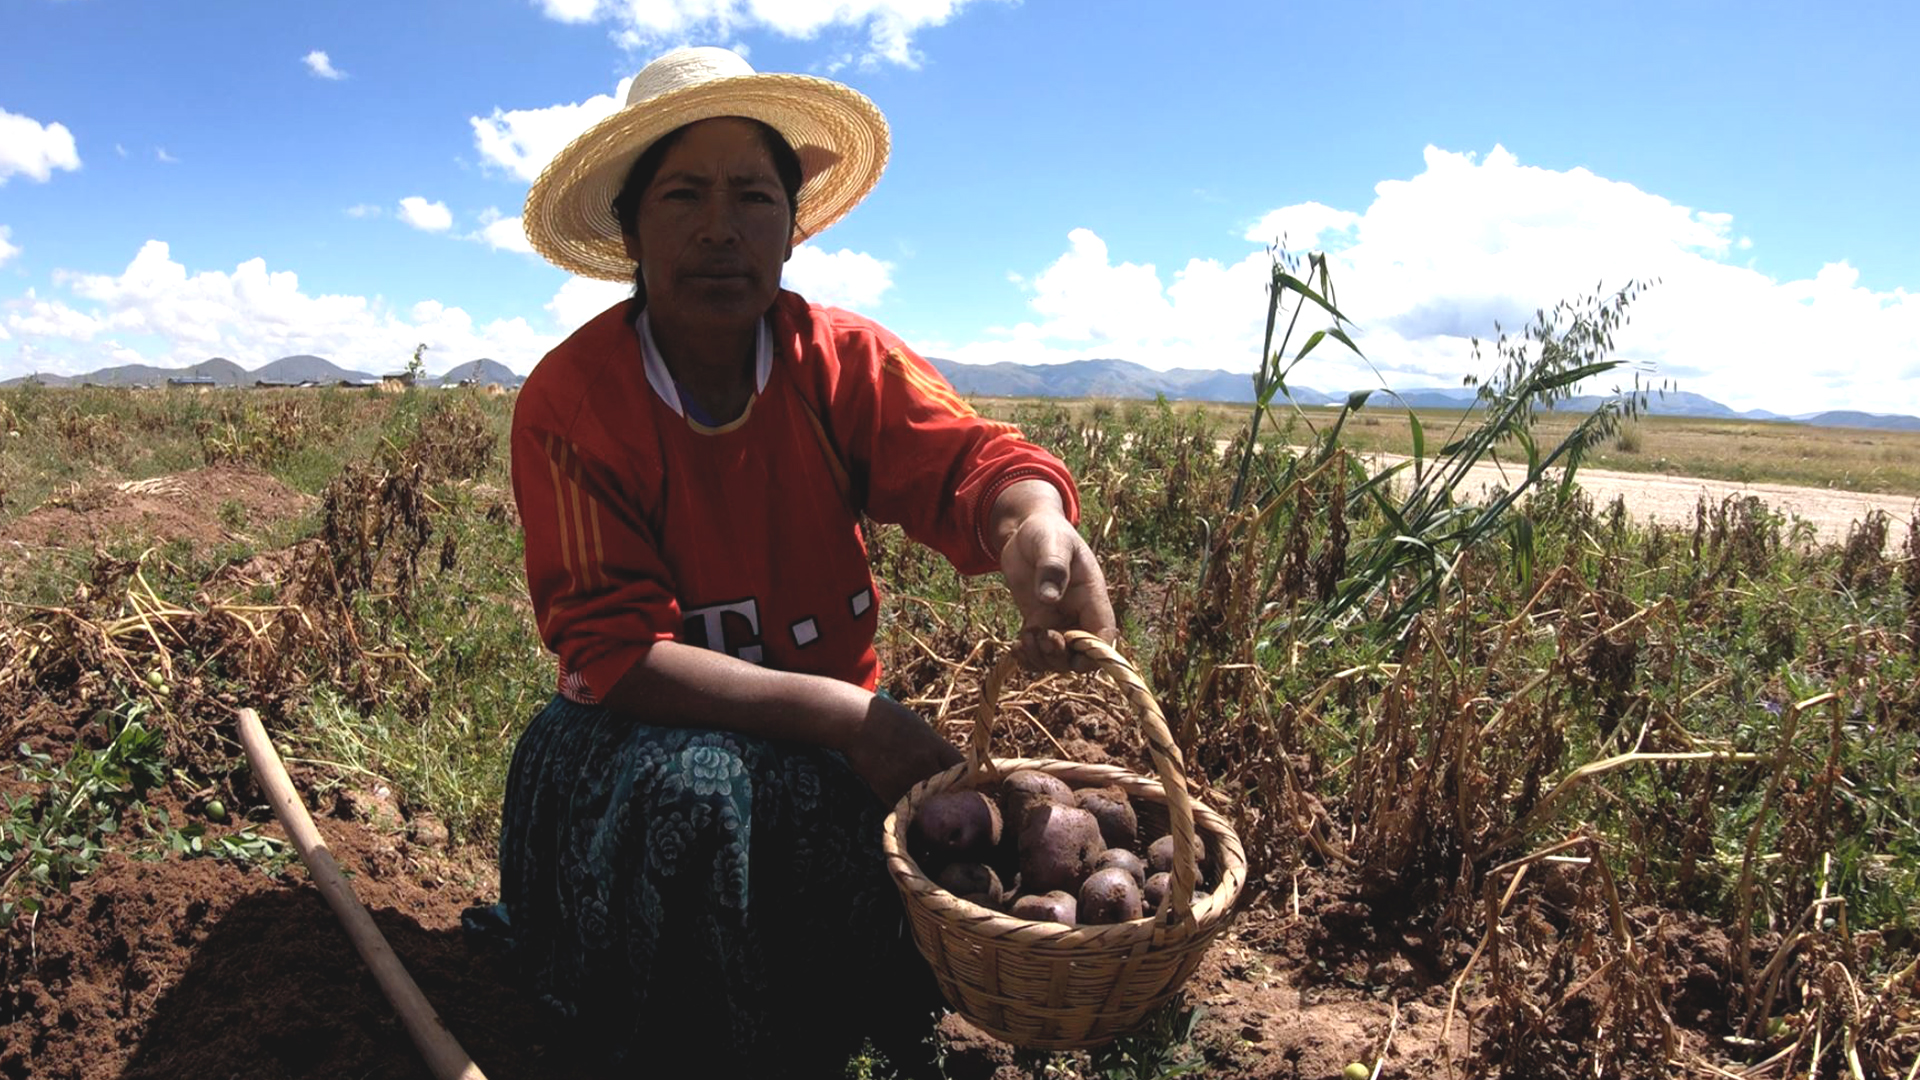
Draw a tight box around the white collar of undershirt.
[635,306,772,419]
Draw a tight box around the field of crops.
[965,399,1920,499]
[1,349,1917,1077]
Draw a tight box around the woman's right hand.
[844,694,964,807]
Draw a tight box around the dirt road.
[1260,445,1917,544]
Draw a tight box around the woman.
[494,46,1115,1075]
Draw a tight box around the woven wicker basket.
[882,631,1246,1049]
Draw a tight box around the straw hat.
[522,46,890,282]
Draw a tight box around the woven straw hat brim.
[523,73,889,282]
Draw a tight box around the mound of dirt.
[0,466,313,556]
[0,810,591,1080]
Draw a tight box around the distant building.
[380,372,416,389]
[167,375,219,387]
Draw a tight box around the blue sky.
[2,0,1916,414]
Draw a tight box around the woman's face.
[621,117,793,334]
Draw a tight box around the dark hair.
[611,119,805,304]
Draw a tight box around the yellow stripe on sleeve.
[560,443,596,592]
[884,349,976,419]
[588,496,608,590]
[543,433,579,599]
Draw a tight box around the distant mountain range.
[4,353,1914,432]
[0,354,523,389]
[925,358,1920,432]
[920,357,1292,405]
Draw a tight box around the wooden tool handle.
[237,707,489,1080]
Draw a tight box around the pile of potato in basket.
[911,768,1210,925]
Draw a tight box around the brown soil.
[1,697,1765,1080]
[0,799,594,1080]
[0,466,313,557]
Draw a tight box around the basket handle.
[967,630,1203,928]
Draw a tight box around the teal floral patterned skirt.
[472,694,942,1077]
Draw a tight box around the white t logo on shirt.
[681,598,765,665]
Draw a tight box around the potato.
[1143,871,1172,914]
[1093,847,1145,887]
[1078,867,1144,924]
[1073,786,1138,850]
[935,862,1004,907]
[1009,890,1078,925]
[1000,770,1072,832]
[1018,803,1104,895]
[1147,833,1207,878]
[914,790,1002,857]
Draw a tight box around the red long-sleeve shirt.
[511,290,1080,704]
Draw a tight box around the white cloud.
[155,147,179,164]
[936,228,1269,373]
[1246,202,1362,251]
[471,79,630,183]
[0,108,81,184]
[345,203,382,218]
[945,145,1920,416]
[1,240,565,378]
[114,143,127,158]
[0,237,892,384]
[398,196,453,232]
[782,245,894,309]
[303,50,346,80]
[538,0,602,22]
[0,226,19,268]
[547,276,630,331]
[542,0,992,67]
[473,209,536,254]
[4,293,103,342]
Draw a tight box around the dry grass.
[5,353,1920,1077]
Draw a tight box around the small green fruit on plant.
[204,799,228,823]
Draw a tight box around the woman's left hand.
[993,480,1117,671]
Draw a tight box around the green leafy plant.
[153,814,293,872]
[1085,1002,1208,1080]
[407,343,429,382]
[0,706,167,925]
[217,497,250,531]
[1294,280,1654,641]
